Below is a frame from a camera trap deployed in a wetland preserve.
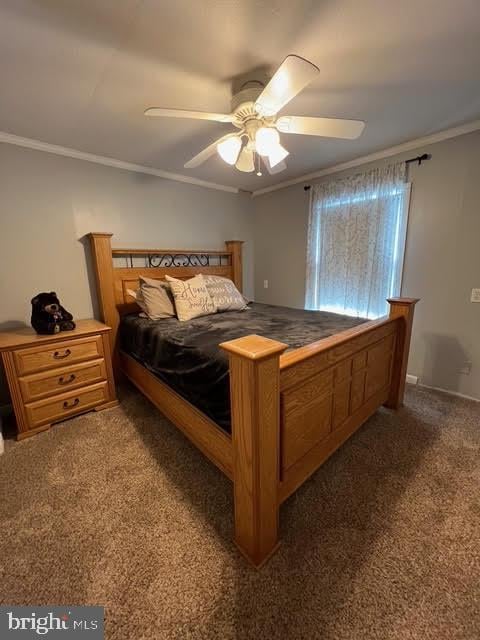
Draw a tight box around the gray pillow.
[201,275,248,312]
[128,276,176,320]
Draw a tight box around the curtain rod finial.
[406,152,431,166]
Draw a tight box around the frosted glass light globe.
[268,143,289,167]
[217,136,242,165]
[235,147,255,172]
[255,127,280,156]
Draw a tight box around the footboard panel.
[221,298,417,565]
[278,319,397,503]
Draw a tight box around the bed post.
[87,233,120,372]
[225,240,244,293]
[220,334,288,567]
[385,297,419,409]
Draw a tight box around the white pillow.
[201,275,248,312]
[165,274,216,321]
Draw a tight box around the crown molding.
[252,119,480,197]
[3,119,479,198]
[0,131,239,194]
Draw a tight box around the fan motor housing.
[231,84,264,127]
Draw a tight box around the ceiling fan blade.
[184,134,235,169]
[255,55,319,117]
[145,108,234,123]
[276,116,365,139]
[262,156,287,175]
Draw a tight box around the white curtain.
[305,162,410,319]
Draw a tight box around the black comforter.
[119,303,367,431]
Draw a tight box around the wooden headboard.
[88,232,243,352]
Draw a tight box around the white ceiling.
[1,0,480,192]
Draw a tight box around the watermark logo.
[0,607,104,638]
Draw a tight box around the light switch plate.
[471,288,480,303]
[263,280,269,289]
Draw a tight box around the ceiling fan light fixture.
[217,136,241,165]
[255,127,280,156]
[235,147,255,173]
[268,144,289,168]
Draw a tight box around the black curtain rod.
[303,153,432,190]
[405,152,431,165]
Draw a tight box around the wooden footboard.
[279,315,397,502]
[221,298,418,566]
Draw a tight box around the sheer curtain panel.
[305,162,410,319]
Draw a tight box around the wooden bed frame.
[88,232,418,567]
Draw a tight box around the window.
[305,163,411,319]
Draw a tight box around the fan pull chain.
[256,153,262,177]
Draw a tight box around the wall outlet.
[263,279,269,289]
[471,288,480,303]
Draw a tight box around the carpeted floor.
[0,384,479,639]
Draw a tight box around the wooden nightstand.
[0,319,118,440]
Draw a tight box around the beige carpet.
[0,384,479,639]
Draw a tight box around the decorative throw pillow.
[127,276,176,320]
[165,274,216,321]
[126,288,148,318]
[201,275,248,312]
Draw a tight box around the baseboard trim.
[416,383,480,403]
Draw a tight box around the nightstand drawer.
[14,335,104,376]
[25,381,109,428]
[19,358,107,402]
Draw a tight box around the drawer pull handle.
[58,374,75,385]
[54,349,71,359]
[63,398,80,410]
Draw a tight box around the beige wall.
[254,130,480,400]
[0,144,254,404]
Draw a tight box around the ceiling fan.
[145,55,365,176]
